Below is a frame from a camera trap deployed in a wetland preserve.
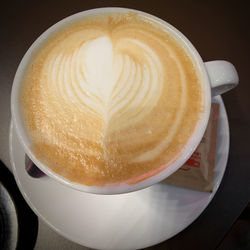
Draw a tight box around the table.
[1,0,249,249]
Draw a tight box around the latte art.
[20,13,203,186]
[50,35,162,127]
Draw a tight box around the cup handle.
[204,60,239,96]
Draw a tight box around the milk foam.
[21,13,202,186]
[47,35,163,129]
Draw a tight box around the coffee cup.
[11,7,238,194]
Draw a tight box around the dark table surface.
[1,0,250,249]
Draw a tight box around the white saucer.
[9,96,229,250]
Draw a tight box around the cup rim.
[11,7,211,194]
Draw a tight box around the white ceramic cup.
[11,7,239,194]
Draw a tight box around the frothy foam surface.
[20,13,203,186]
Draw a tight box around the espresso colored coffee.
[20,12,203,186]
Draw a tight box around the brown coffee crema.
[20,13,203,186]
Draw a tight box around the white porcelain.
[10,96,229,249]
[10,7,238,194]
[205,60,239,96]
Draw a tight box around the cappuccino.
[20,12,203,186]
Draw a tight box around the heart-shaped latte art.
[49,36,163,130]
[21,14,202,186]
